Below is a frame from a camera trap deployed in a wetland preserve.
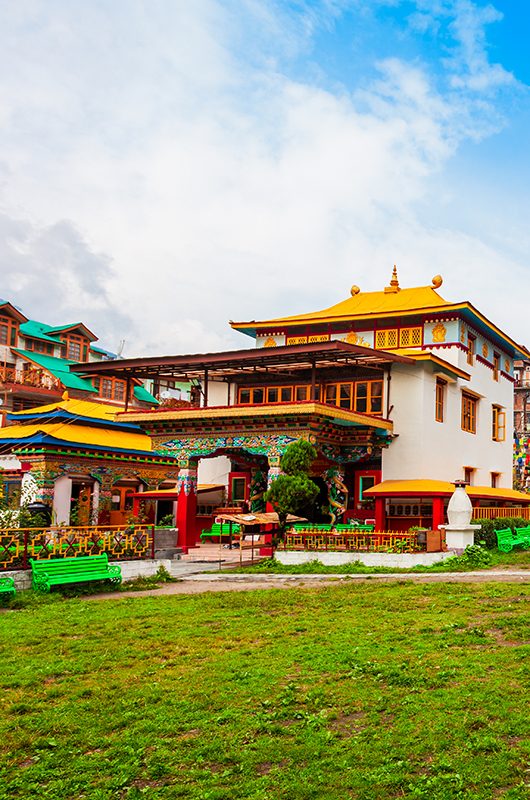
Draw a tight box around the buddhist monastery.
[71,269,530,550]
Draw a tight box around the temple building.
[72,269,530,549]
[0,395,179,525]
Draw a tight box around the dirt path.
[89,569,530,600]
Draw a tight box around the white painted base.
[439,524,480,554]
[275,550,454,568]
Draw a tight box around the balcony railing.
[0,365,61,392]
[472,506,530,521]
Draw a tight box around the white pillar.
[91,481,100,524]
[53,476,72,526]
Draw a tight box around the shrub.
[444,545,492,569]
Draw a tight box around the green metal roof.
[133,385,159,404]
[19,320,63,345]
[90,344,117,358]
[12,349,98,393]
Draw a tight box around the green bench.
[31,554,122,592]
[0,576,16,598]
[495,527,530,553]
[334,523,375,532]
[200,522,241,542]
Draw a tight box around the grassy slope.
[1,583,529,800]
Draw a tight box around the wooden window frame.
[493,353,500,382]
[235,379,383,414]
[375,329,398,350]
[463,466,475,485]
[461,393,477,434]
[435,378,445,423]
[399,326,423,348]
[492,404,506,442]
[62,333,89,362]
[467,334,476,367]
[0,315,18,347]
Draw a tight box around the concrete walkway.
[90,568,530,600]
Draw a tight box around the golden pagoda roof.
[232,271,449,330]
[230,269,529,358]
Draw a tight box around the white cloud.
[0,0,527,355]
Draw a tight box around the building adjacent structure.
[0,396,179,525]
[0,299,157,418]
[72,269,530,548]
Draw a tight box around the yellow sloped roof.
[9,396,121,422]
[232,285,449,329]
[364,480,530,503]
[0,421,152,452]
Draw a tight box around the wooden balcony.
[0,365,61,393]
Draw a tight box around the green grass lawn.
[1,583,529,800]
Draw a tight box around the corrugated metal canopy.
[71,341,413,381]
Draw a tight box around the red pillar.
[176,467,198,553]
[432,496,445,531]
[132,497,141,518]
[375,497,386,531]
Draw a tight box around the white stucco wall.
[203,380,232,407]
[198,456,231,488]
[384,353,514,487]
[53,475,72,525]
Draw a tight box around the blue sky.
[0,0,528,353]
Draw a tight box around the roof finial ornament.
[432,274,443,289]
[62,390,69,401]
[384,264,401,294]
[350,285,360,296]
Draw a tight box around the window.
[280,387,293,402]
[354,381,383,414]
[399,327,423,348]
[231,477,247,502]
[359,476,376,501]
[463,467,475,485]
[375,329,398,349]
[491,472,500,488]
[461,393,477,433]
[295,386,309,401]
[339,383,352,409]
[492,405,506,441]
[493,353,500,381]
[467,334,476,366]
[26,338,53,355]
[325,384,337,404]
[61,333,89,362]
[0,315,18,346]
[101,379,113,399]
[435,379,446,423]
[267,387,278,403]
[67,340,81,360]
[114,381,125,402]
